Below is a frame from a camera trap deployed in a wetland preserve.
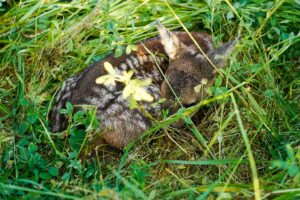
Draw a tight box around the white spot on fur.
[204,37,213,51]
[149,56,155,63]
[120,63,127,70]
[135,74,144,80]
[147,84,160,100]
[87,97,100,107]
[92,87,102,95]
[119,110,131,121]
[196,54,204,60]
[137,120,147,130]
[130,56,139,67]
[138,56,144,65]
[115,68,121,75]
[116,95,127,105]
[105,103,123,116]
[142,55,148,63]
[126,58,134,69]
[157,56,164,63]
[61,92,71,101]
[106,84,116,92]
[56,82,66,101]
[56,102,63,111]
[102,93,114,104]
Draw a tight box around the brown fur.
[49,22,239,149]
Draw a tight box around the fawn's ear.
[156,21,188,60]
[209,35,240,68]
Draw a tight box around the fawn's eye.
[183,102,197,108]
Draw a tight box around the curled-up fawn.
[50,21,239,149]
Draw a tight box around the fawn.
[50,21,239,149]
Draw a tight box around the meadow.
[0,0,300,199]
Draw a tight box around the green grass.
[1,0,300,199]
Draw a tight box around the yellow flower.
[95,62,116,85]
[123,79,153,102]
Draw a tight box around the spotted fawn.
[50,21,239,149]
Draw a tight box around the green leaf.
[162,109,169,118]
[126,44,137,55]
[114,45,124,57]
[69,128,86,151]
[69,151,77,159]
[129,98,137,109]
[215,75,222,87]
[19,146,29,161]
[67,39,73,52]
[271,160,287,169]
[286,145,295,160]
[239,0,248,7]
[40,172,52,180]
[85,168,95,179]
[18,122,30,134]
[28,143,38,154]
[20,97,29,107]
[270,17,277,27]
[204,0,212,6]
[106,20,115,32]
[65,101,73,114]
[148,190,157,200]
[51,20,60,30]
[226,11,234,20]
[102,2,110,12]
[62,172,70,181]
[217,192,232,200]
[272,27,281,35]
[73,111,84,123]
[69,160,83,170]
[126,45,132,55]
[249,63,261,73]
[27,113,39,124]
[59,108,68,114]
[280,33,290,40]
[151,98,166,108]
[264,89,274,99]
[288,165,299,177]
[19,0,43,22]
[214,87,228,96]
[18,138,29,146]
[49,166,59,176]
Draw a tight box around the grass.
[1,0,300,199]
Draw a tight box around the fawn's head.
[156,22,239,120]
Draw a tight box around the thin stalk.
[230,93,261,200]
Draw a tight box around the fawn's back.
[50,22,238,149]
